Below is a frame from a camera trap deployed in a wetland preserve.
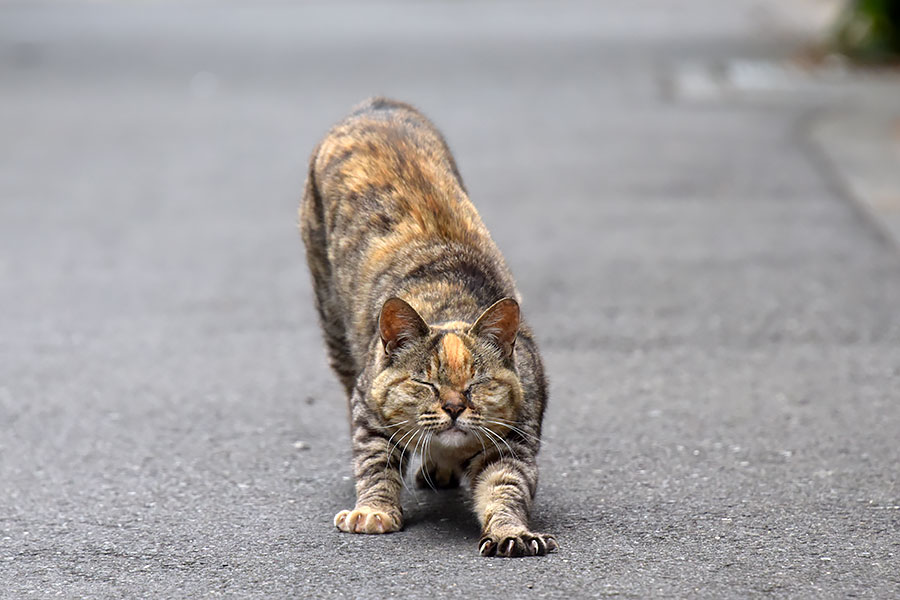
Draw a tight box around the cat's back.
[307,97,486,247]
[313,97,460,193]
[301,98,525,386]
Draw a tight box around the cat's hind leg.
[300,160,358,396]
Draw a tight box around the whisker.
[482,417,543,439]
[474,427,487,456]
[370,419,410,431]
[413,429,425,465]
[482,419,546,445]
[398,428,418,472]
[480,425,519,461]
[398,428,422,504]
[385,427,416,480]
[478,426,505,461]
[420,432,437,492]
[384,424,411,460]
[387,427,417,464]
[484,416,544,435]
[383,426,418,500]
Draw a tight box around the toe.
[479,538,496,557]
[334,510,351,532]
[371,513,385,533]
[359,512,383,534]
[498,537,527,557]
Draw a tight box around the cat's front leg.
[470,456,558,557]
[334,422,404,534]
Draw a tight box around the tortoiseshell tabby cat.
[299,98,556,557]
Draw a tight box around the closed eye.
[464,376,492,395]
[411,379,438,393]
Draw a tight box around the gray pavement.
[1,1,899,598]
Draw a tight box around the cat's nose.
[442,402,465,420]
[441,390,466,420]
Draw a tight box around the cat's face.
[370,298,523,450]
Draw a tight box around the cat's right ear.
[379,297,429,356]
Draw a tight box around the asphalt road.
[1,2,899,597]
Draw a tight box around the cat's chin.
[436,426,471,447]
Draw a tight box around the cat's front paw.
[479,530,558,557]
[334,506,402,534]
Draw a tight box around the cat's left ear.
[470,298,519,358]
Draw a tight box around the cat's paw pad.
[479,532,558,557]
[334,506,401,534]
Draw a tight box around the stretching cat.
[300,98,557,557]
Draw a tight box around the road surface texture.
[2,1,899,598]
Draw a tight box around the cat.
[299,97,557,557]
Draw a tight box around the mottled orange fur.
[440,334,472,385]
[300,98,555,557]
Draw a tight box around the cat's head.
[369,297,524,449]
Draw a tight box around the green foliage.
[833,0,900,63]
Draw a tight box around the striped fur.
[300,98,556,557]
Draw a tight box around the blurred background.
[1,1,899,597]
